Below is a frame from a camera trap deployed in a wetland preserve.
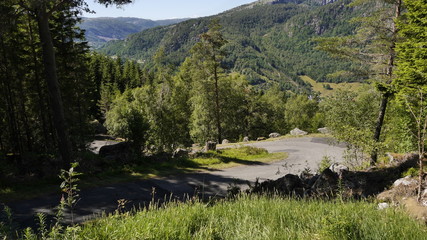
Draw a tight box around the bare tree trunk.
[36,8,72,167]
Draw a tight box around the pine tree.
[395,0,427,202]
[188,20,228,144]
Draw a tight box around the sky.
[83,0,257,20]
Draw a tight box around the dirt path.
[7,137,346,228]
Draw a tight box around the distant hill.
[79,17,188,48]
[97,0,368,91]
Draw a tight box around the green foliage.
[59,162,82,225]
[402,167,418,178]
[285,94,319,132]
[321,87,381,162]
[318,155,333,173]
[105,90,148,153]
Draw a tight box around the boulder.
[243,136,250,142]
[393,176,418,187]
[290,128,308,136]
[378,202,390,210]
[257,137,266,141]
[311,168,339,197]
[252,174,305,196]
[222,139,230,144]
[269,132,281,138]
[317,127,330,134]
[90,119,107,134]
[99,142,131,157]
[329,163,349,175]
[205,141,217,152]
[172,148,189,158]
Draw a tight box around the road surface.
[6,137,346,228]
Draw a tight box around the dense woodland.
[99,0,366,89]
[0,0,426,183]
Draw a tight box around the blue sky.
[83,0,256,20]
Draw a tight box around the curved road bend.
[7,137,346,228]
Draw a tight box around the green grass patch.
[18,195,426,239]
[0,147,286,203]
[300,75,363,97]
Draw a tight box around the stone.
[311,168,339,197]
[222,139,230,144]
[243,136,250,142]
[378,202,390,210]
[290,128,308,136]
[205,141,217,151]
[317,127,330,134]
[90,119,107,134]
[251,174,305,196]
[172,148,189,158]
[269,132,281,138]
[99,142,130,157]
[393,176,418,187]
[329,163,349,175]
[256,137,266,141]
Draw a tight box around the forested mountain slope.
[98,0,367,90]
[79,17,187,48]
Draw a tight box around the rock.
[378,202,390,210]
[222,139,230,144]
[205,141,217,152]
[172,148,189,158]
[269,132,281,138]
[256,137,266,141]
[243,136,250,142]
[387,152,395,163]
[329,163,348,175]
[290,128,308,136]
[317,127,330,134]
[90,119,107,134]
[311,168,339,197]
[251,174,305,196]
[393,176,418,187]
[99,142,130,157]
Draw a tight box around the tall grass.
[73,195,426,240]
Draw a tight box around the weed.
[318,155,333,173]
[59,162,82,225]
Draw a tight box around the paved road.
[7,137,346,228]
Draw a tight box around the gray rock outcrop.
[290,128,308,136]
[269,132,281,138]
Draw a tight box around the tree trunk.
[36,9,72,167]
[213,64,222,144]
[370,94,389,165]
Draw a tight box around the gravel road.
[7,137,346,228]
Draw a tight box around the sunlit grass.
[71,195,427,239]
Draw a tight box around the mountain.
[97,0,367,91]
[79,17,188,48]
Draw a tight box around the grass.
[14,195,427,239]
[300,75,363,97]
[0,147,286,203]
[218,133,331,148]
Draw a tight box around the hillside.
[79,17,188,48]
[98,0,368,91]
